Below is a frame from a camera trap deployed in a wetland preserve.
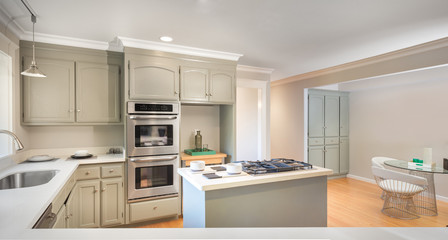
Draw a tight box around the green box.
[184,149,216,156]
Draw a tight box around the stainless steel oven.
[126,102,179,156]
[126,102,180,201]
[128,154,179,201]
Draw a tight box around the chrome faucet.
[0,130,24,151]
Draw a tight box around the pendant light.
[21,14,46,78]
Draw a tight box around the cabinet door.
[53,204,67,228]
[308,94,325,138]
[66,186,78,228]
[339,95,349,137]
[180,67,208,102]
[129,60,179,100]
[23,57,75,123]
[100,178,124,227]
[339,137,349,174]
[76,62,120,123]
[308,146,324,167]
[324,95,340,137]
[77,180,100,228]
[325,144,340,174]
[209,70,234,103]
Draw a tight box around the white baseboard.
[346,174,448,203]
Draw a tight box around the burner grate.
[236,159,312,175]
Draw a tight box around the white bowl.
[226,163,242,174]
[74,150,89,156]
[190,161,205,171]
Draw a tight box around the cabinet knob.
[209,93,212,96]
[86,171,90,175]
[94,189,98,193]
[174,91,178,94]
[153,206,158,210]
[68,109,74,113]
[205,93,209,96]
[109,169,114,173]
[102,188,106,192]
[76,109,81,112]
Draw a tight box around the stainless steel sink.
[0,170,59,190]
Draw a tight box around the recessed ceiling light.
[160,36,173,42]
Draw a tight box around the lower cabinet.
[74,163,124,228]
[128,197,179,224]
[53,205,67,228]
[339,137,349,174]
[308,137,347,175]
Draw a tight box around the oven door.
[127,154,179,201]
[127,115,179,156]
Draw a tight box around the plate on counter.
[26,155,58,162]
[70,154,94,159]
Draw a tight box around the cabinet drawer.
[129,197,179,223]
[76,166,100,180]
[101,164,123,178]
[308,138,324,146]
[325,137,339,145]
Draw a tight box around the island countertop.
[177,165,333,191]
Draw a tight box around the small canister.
[444,158,448,170]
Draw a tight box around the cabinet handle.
[153,206,158,210]
[109,169,114,173]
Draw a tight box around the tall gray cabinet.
[307,89,349,175]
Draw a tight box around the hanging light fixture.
[21,4,46,77]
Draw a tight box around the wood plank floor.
[138,177,448,228]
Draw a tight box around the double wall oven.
[126,102,179,201]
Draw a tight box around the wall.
[180,105,220,152]
[348,78,448,197]
[236,87,260,160]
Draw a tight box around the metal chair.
[371,157,397,199]
[372,166,428,219]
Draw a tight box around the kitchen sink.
[0,170,59,190]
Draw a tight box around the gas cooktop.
[236,158,313,175]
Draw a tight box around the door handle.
[129,155,177,162]
[129,115,177,120]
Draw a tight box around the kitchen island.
[177,165,333,228]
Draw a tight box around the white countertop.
[0,148,125,230]
[177,165,333,191]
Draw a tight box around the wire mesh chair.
[371,157,398,199]
[372,166,428,219]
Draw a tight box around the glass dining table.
[384,159,448,216]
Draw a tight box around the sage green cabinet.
[73,163,124,228]
[76,62,120,123]
[23,57,75,124]
[22,58,121,125]
[128,59,179,100]
[307,89,349,175]
[180,67,235,104]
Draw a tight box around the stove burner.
[236,158,312,175]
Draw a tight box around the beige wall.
[349,78,448,197]
[271,37,448,198]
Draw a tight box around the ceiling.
[1,0,448,81]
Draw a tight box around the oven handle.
[129,156,177,162]
[129,115,177,120]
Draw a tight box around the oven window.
[135,125,173,147]
[135,165,173,189]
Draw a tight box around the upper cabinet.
[180,67,235,104]
[129,59,179,101]
[125,48,236,104]
[21,42,123,125]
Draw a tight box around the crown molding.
[272,36,448,87]
[117,36,243,61]
[0,7,23,42]
[237,64,274,74]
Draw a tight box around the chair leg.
[381,194,420,220]
[380,190,386,200]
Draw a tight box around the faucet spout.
[0,130,24,151]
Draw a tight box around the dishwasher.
[33,203,57,228]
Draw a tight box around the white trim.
[117,36,243,61]
[0,7,23,41]
[272,37,448,86]
[347,174,448,203]
[237,65,274,74]
[21,31,113,51]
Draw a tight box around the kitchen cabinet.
[21,42,123,125]
[180,152,227,167]
[128,58,179,100]
[73,163,124,228]
[53,205,67,228]
[307,89,349,175]
[180,66,235,104]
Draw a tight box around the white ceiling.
[1,0,448,81]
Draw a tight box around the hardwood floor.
[138,177,448,228]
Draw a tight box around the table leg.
[410,171,438,216]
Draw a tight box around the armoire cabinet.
[308,89,349,175]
